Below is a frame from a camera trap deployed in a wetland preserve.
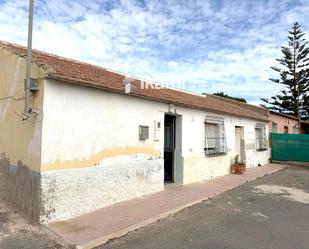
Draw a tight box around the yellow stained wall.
[42,146,160,172]
[0,48,47,172]
[1,49,162,173]
[183,152,236,184]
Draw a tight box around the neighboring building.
[300,120,309,134]
[269,110,300,134]
[0,41,270,224]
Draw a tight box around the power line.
[40,0,160,83]
[262,85,286,104]
[273,85,287,96]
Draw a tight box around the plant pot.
[232,163,246,175]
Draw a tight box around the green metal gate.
[271,133,309,162]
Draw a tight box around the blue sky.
[1,0,309,105]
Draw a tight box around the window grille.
[255,123,268,150]
[204,117,227,156]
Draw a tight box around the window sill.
[205,153,227,158]
[256,148,268,151]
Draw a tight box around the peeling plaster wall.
[0,48,46,172]
[40,79,269,221]
[0,50,270,223]
[40,156,163,223]
[40,79,167,222]
[0,48,47,222]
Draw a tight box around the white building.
[0,41,269,223]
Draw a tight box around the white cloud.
[0,0,308,106]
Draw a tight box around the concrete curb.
[271,160,309,167]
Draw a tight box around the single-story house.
[269,110,300,134]
[0,41,270,224]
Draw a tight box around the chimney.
[123,76,133,94]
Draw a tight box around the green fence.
[271,133,309,162]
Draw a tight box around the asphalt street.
[98,166,309,249]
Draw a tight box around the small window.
[255,124,268,151]
[284,126,289,134]
[272,122,278,133]
[204,117,227,156]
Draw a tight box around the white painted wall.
[40,79,168,222]
[41,80,167,166]
[176,107,270,184]
[40,79,269,222]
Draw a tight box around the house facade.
[0,41,270,224]
[269,110,300,134]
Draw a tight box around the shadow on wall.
[0,153,41,223]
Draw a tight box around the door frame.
[163,113,183,184]
[235,126,245,162]
[164,114,175,183]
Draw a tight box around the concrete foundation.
[40,156,164,223]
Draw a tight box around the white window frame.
[255,123,268,151]
[204,116,227,156]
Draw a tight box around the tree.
[261,22,309,120]
[213,91,247,103]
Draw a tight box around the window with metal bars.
[204,117,227,156]
[255,123,268,150]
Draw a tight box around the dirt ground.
[0,201,66,249]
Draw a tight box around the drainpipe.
[24,0,34,115]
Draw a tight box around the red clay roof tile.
[0,41,268,122]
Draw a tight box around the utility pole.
[24,0,34,115]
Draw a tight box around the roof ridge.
[207,94,269,119]
[210,93,266,111]
[0,40,110,70]
[0,40,138,80]
[270,110,299,120]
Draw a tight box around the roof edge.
[46,76,269,123]
[269,110,299,120]
[0,40,269,123]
